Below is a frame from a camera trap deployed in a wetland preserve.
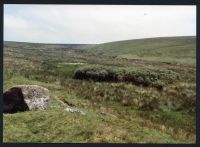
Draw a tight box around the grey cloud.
[4,5,196,44]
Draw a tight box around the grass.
[118,54,196,65]
[86,36,196,64]
[3,75,196,143]
[3,36,196,143]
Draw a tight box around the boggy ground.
[3,38,196,143]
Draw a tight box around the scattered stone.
[100,111,117,118]
[3,85,50,113]
[56,98,86,115]
[64,107,86,115]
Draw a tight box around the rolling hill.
[86,36,196,64]
[3,36,196,143]
[4,41,96,50]
[4,36,196,65]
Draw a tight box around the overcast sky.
[4,5,196,44]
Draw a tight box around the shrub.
[73,65,180,89]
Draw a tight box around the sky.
[4,5,196,44]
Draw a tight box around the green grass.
[3,36,196,143]
[86,36,196,64]
[3,76,195,143]
[56,63,85,78]
[118,54,196,65]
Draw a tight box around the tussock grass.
[3,76,196,143]
[3,37,196,143]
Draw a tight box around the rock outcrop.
[3,85,50,113]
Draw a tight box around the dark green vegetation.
[73,65,180,90]
[3,36,196,143]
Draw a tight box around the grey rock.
[64,107,86,115]
[3,85,50,113]
[56,98,86,115]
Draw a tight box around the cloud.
[4,5,196,44]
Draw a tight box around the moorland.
[3,36,196,143]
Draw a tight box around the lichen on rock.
[3,85,50,113]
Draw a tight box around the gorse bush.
[73,65,180,89]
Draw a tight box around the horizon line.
[4,35,196,45]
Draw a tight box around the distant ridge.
[4,36,196,59]
[4,41,96,50]
[85,36,196,58]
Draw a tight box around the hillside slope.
[3,36,196,143]
[86,36,196,63]
[4,41,96,50]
